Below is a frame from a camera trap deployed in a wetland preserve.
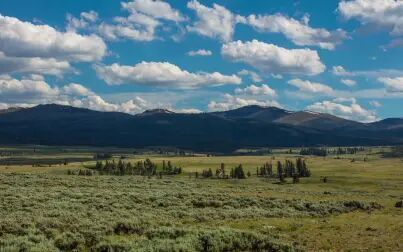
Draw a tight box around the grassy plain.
[0,146,402,251]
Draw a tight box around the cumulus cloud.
[98,0,184,42]
[0,75,151,114]
[307,98,377,122]
[288,79,333,94]
[235,84,276,96]
[98,21,157,41]
[0,14,105,76]
[370,100,382,108]
[378,77,403,92]
[247,14,348,50]
[332,65,350,76]
[62,83,94,97]
[98,10,160,42]
[237,69,263,82]
[332,65,403,78]
[338,0,403,35]
[122,0,185,22]
[208,93,280,111]
[187,0,246,42]
[0,14,106,62]
[341,79,357,86]
[0,75,59,100]
[187,49,212,56]
[0,52,71,76]
[67,11,98,31]
[222,40,326,76]
[175,108,202,114]
[94,61,241,89]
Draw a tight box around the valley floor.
[0,147,402,251]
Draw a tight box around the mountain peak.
[140,108,175,116]
[211,105,289,122]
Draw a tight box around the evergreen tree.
[233,164,246,179]
[277,161,285,183]
[118,159,125,176]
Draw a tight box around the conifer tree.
[277,161,285,183]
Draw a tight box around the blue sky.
[0,0,402,121]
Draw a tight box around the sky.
[0,0,402,122]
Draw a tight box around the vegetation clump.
[93,159,182,176]
[300,147,327,156]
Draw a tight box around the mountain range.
[0,104,402,153]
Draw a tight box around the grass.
[0,146,402,251]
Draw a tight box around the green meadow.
[0,146,402,251]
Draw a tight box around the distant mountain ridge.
[0,104,401,152]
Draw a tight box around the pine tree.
[167,161,173,173]
[277,161,285,183]
[234,164,246,179]
[118,159,125,176]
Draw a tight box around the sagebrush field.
[0,146,402,251]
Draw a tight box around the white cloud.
[94,61,241,89]
[307,98,377,122]
[66,11,99,31]
[175,108,202,114]
[332,65,403,78]
[98,22,156,41]
[287,87,403,101]
[187,49,212,56]
[0,75,59,100]
[288,79,333,95]
[222,40,326,76]
[67,95,150,114]
[338,0,403,35]
[0,52,71,76]
[81,11,99,22]
[247,14,348,50]
[122,0,185,22]
[378,77,403,92]
[235,84,276,96]
[62,83,94,97]
[370,100,382,108]
[0,14,106,62]
[332,65,350,76]
[187,0,246,42]
[237,69,263,82]
[271,74,283,79]
[98,0,183,42]
[0,75,151,114]
[208,93,280,111]
[341,79,357,86]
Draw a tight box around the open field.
[0,146,402,251]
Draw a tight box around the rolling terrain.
[0,104,402,152]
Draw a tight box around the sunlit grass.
[0,146,402,251]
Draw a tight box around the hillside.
[0,104,401,152]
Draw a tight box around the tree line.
[199,158,311,183]
[93,159,182,176]
[200,163,250,179]
[300,147,365,156]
